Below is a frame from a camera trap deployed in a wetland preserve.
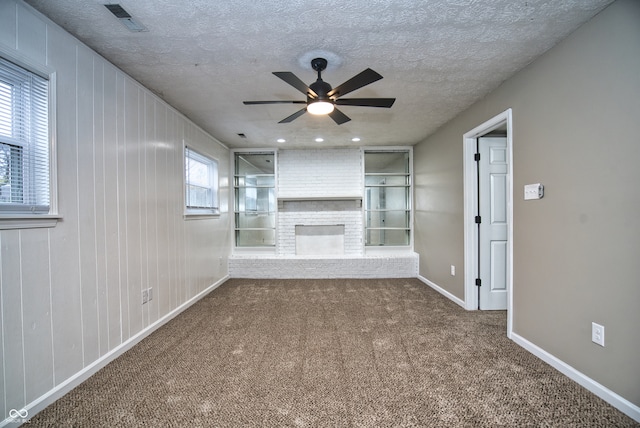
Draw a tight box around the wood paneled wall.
[0,1,230,417]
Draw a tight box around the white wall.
[0,0,230,419]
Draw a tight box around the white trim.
[48,71,59,216]
[0,215,60,230]
[365,246,414,255]
[0,46,59,223]
[278,196,361,202]
[462,109,513,338]
[0,42,56,81]
[184,145,220,216]
[0,275,230,428]
[417,274,465,308]
[511,333,640,423]
[183,213,220,220]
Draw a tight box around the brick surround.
[230,148,417,278]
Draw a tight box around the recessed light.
[277,138,286,143]
[315,138,324,143]
[351,137,361,142]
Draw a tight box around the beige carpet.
[30,278,638,427]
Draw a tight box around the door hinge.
[475,278,482,287]
[475,215,481,224]
[474,153,480,161]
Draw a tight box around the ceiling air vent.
[104,3,148,32]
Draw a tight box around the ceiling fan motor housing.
[309,80,332,102]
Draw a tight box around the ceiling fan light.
[307,101,334,115]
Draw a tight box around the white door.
[478,137,508,310]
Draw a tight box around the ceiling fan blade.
[279,108,307,123]
[273,72,318,98]
[243,100,306,105]
[327,68,383,98]
[328,107,351,125]
[335,98,396,108]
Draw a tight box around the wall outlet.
[591,322,605,347]
[147,287,153,301]
[142,289,149,305]
[450,265,456,276]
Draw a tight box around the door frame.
[463,109,513,337]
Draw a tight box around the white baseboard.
[1,275,229,428]
[416,274,466,308]
[511,332,640,423]
[416,275,639,423]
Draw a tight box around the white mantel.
[278,196,362,202]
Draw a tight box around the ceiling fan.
[243,58,395,125]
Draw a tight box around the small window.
[0,56,51,215]
[185,146,219,216]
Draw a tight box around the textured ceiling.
[24,0,613,149]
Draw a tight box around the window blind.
[0,57,50,214]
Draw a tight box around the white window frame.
[184,145,219,218]
[0,50,58,230]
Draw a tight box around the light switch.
[524,183,544,200]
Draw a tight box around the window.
[233,152,276,247]
[364,150,412,246]
[185,146,219,215]
[0,56,51,215]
